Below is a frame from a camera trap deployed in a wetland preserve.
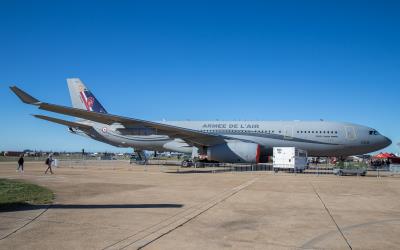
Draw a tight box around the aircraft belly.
[123,138,170,150]
[162,139,192,154]
[226,135,347,156]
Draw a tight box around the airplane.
[10,78,392,163]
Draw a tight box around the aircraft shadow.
[0,203,183,212]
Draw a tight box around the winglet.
[10,86,41,105]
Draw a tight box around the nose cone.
[383,136,392,147]
[369,135,392,152]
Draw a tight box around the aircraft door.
[284,126,293,139]
[345,126,357,140]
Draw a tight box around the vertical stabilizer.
[67,78,107,114]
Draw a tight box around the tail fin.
[67,78,107,114]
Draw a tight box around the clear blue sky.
[0,0,399,153]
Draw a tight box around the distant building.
[4,151,24,157]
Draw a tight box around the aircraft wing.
[10,86,227,147]
[33,114,93,131]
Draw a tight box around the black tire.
[338,171,343,176]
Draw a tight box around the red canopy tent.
[374,153,392,159]
[373,152,400,163]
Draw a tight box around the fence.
[45,157,400,177]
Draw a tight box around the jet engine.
[68,127,77,133]
[206,141,261,163]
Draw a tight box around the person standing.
[17,155,24,173]
[45,155,54,174]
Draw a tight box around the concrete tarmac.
[0,161,400,249]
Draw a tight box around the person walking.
[45,155,54,174]
[17,155,24,173]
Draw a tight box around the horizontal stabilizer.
[33,114,92,130]
[10,86,40,104]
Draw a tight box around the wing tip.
[9,86,41,105]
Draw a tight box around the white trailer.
[273,147,308,173]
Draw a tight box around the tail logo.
[75,83,107,113]
[79,89,93,111]
[87,97,94,109]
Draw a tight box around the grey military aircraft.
[10,79,392,163]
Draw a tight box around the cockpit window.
[369,130,379,135]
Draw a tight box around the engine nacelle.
[207,141,261,163]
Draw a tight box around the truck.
[273,147,308,173]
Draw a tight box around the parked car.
[333,168,366,176]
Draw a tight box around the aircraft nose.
[382,136,392,147]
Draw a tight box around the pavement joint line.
[101,184,243,250]
[0,215,41,222]
[101,178,258,250]
[1,214,130,231]
[3,163,400,249]
[302,218,400,248]
[0,205,51,241]
[134,178,258,250]
[310,182,352,250]
[101,192,230,249]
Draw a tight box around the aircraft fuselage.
[73,120,391,157]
